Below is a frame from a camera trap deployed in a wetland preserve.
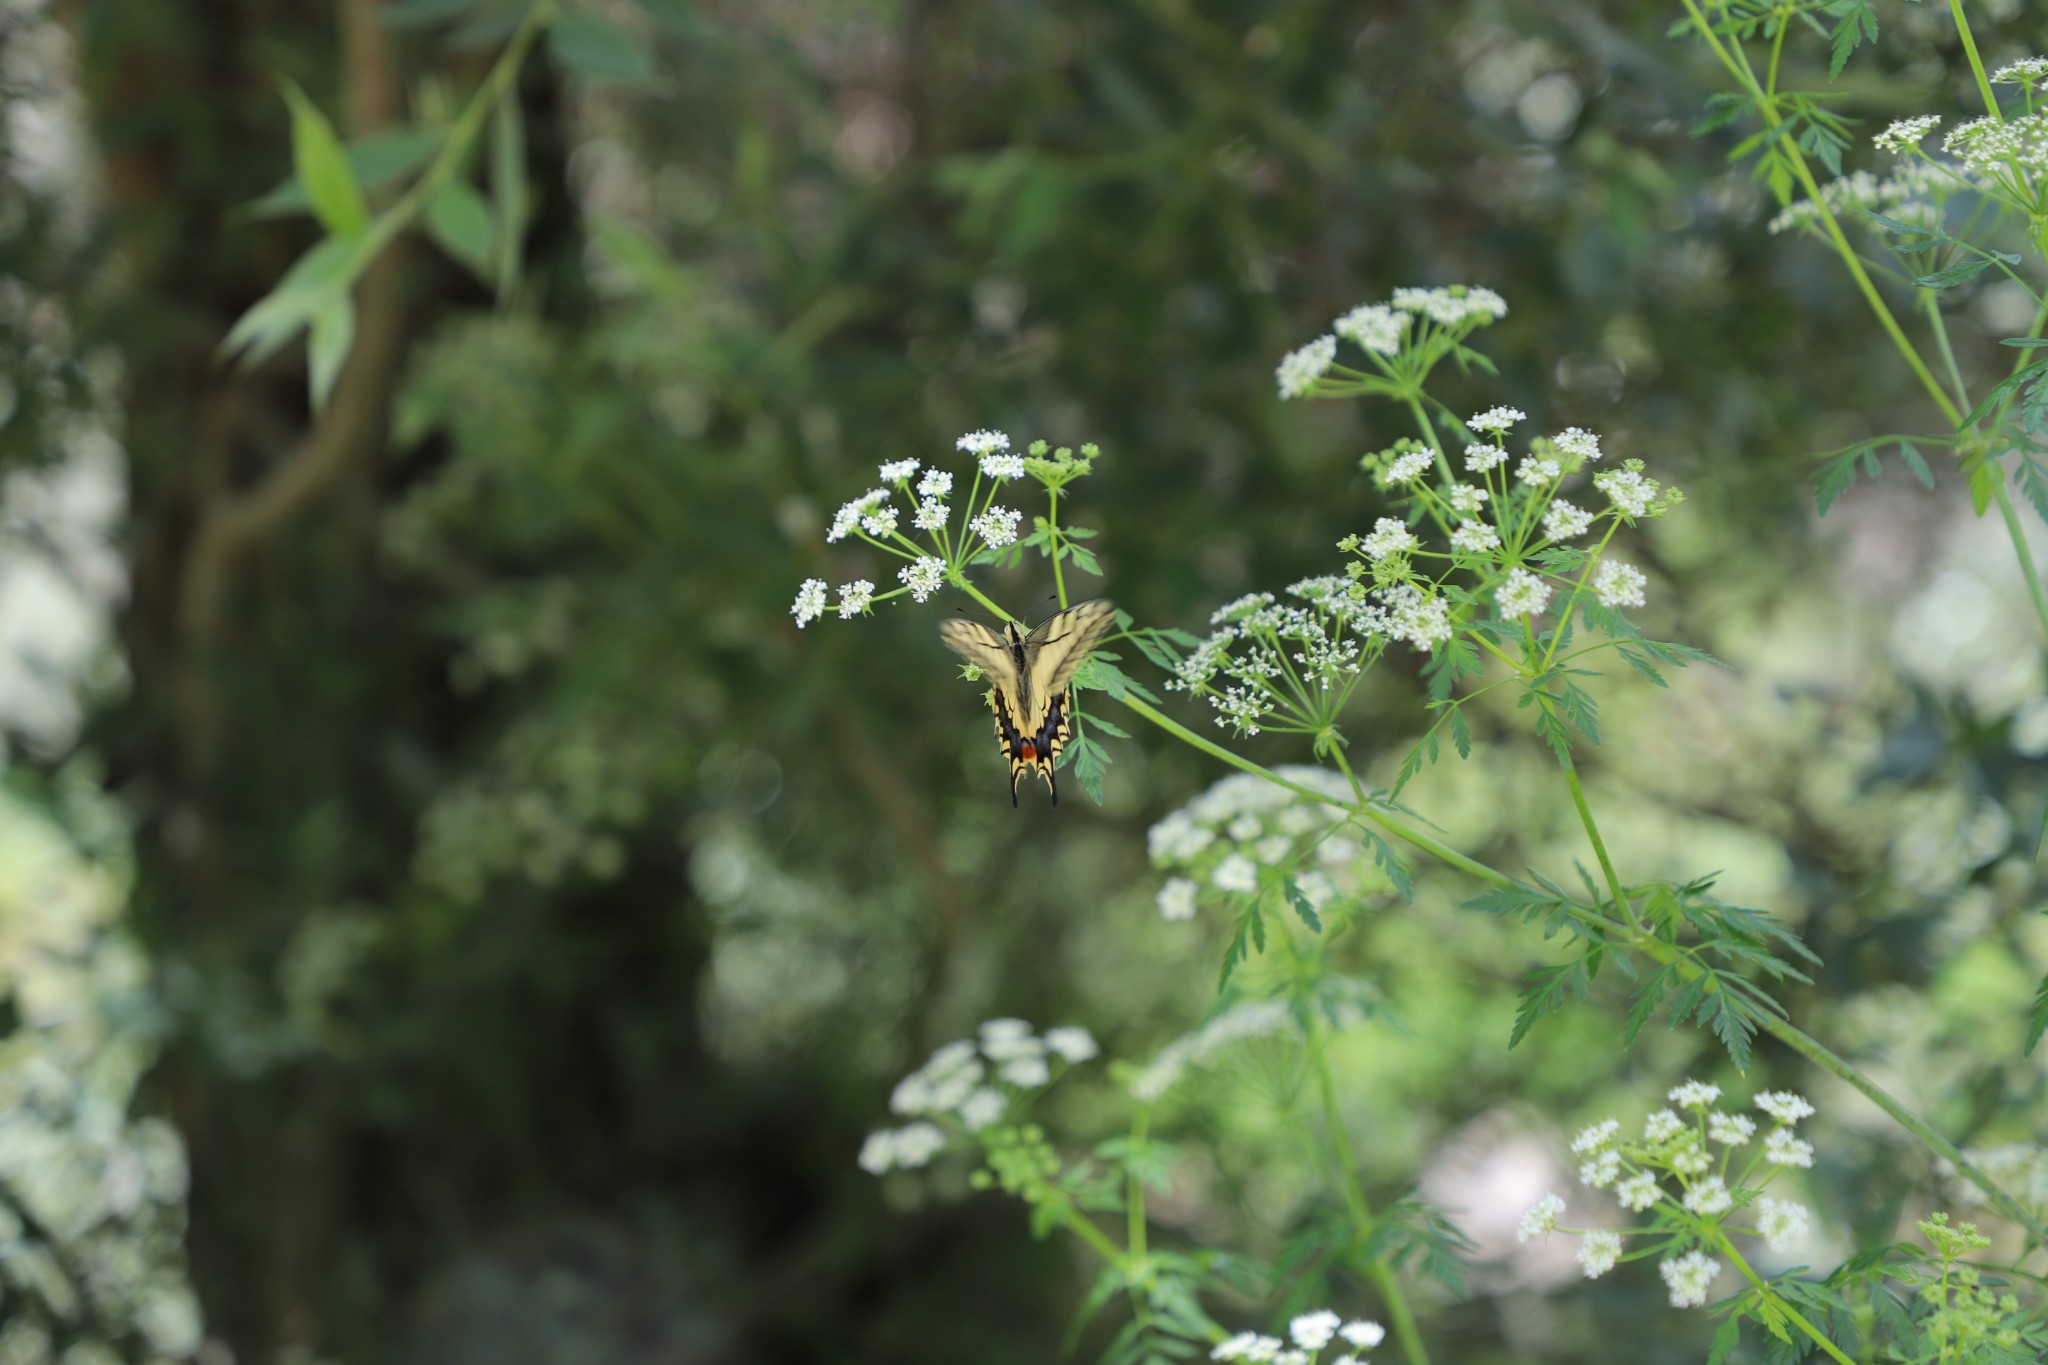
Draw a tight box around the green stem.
[1717,1233,1858,1365]
[1989,482,2048,646]
[1921,290,1973,414]
[1948,0,2000,119]
[1549,727,1642,933]
[1128,1105,1150,1263]
[1049,1197,1128,1269]
[1312,1042,1430,1365]
[952,576,1016,623]
[1047,484,1068,609]
[1115,684,2048,1242]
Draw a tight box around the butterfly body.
[940,600,1116,806]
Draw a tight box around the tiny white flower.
[1542,499,1592,541]
[1227,814,1263,842]
[1253,834,1294,866]
[1388,588,1452,651]
[1000,1054,1051,1088]
[1361,517,1419,561]
[1643,1109,1684,1142]
[1616,1170,1661,1212]
[1577,1229,1622,1279]
[1572,1119,1621,1154]
[1212,853,1259,894]
[1992,57,2048,85]
[917,468,954,500]
[836,580,875,618]
[1708,1112,1756,1146]
[1385,449,1435,485]
[913,499,950,532]
[980,1017,1032,1044]
[1447,483,1490,515]
[858,1129,897,1174]
[1334,302,1410,355]
[1516,455,1561,486]
[1464,443,1508,472]
[958,1087,1006,1130]
[1290,1311,1341,1350]
[900,556,945,602]
[1658,1249,1721,1309]
[1277,335,1338,399]
[1594,560,1646,608]
[1669,1080,1722,1109]
[980,452,1027,480]
[1450,522,1501,554]
[792,578,829,628]
[879,458,920,482]
[1554,427,1602,461]
[892,1121,947,1168]
[889,1072,936,1114]
[1338,1321,1385,1349]
[1757,1197,1811,1252]
[970,505,1023,548]
[1579,1149,1621,1188]
[927,1040,979,1074]
[1754,1091,1815,1125]
[1469,405,1525,434]
[1156,877,1200,921]
[957,429,1010,455]
[1683,1175,1732,1216]
[861,504,899,537]
[1517,1192,1566,1242]
[1765,1129,1815,1168]
[1045,1026,1099,1063]
[1495,568,1552,619]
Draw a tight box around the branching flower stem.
[1111,696,2048,1244]
[1712,1228,1859,1365]
[1678,0,2048,646]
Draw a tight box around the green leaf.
[221,235,365,366]
[424,178,497,280]
[1358,828,1414,903]
[549,12,658,85]
[1281,876,1322,933]
[1068,734,1110,806]
[279,79,369,239]
[1616,647,1669,688]
[1448,705,1471,758]
[2000,337,2048,349]
[1064,542,1103,576]
[1707,1310,1743,1365]
[307,291,356,414]
[248,126,445,218]
[1826,0,1877,79]
[1511,961,1586,1048]
[1914,257,1996,289]
[1077,656,1159,703]
[490,91,529,302]
[1863,209,1952,246]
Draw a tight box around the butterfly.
[939,599,1118,806]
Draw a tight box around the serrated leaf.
[280,79,369,239]
[550,12,658,85]
[1359,828,1414,903]
[1282,876,1323,933]
[424,177,497,280]
[1065,542,1103,576]
[1449,706,1471,758]
[1915,257,1996,289]
[1896,439,1933,488]
[1708,1310,1743,1365]
[1070,734,1110,806]
[1827,0,1876,79]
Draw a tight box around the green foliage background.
[1,0,2045,1360]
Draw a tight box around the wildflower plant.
[811,274,2048,1363]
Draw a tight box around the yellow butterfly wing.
[941,600,1116,806]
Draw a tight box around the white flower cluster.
[1131,998,1297,1102]
[795,430,1068,627]
[1277,335,1338,399]
[1767,161,1949,235]
[1168,578,1401,735]
[1874,115,1941,154]
[1517,1081,1821,1308]
[1944,112,2048,178]
[1993,56,2048,87]
[1280,286,1508,399]
[860,1019,1099,1173]
[1212,1309,1385,1364]
[1147,767,1361,921]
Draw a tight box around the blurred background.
[1,0,2047,1361]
